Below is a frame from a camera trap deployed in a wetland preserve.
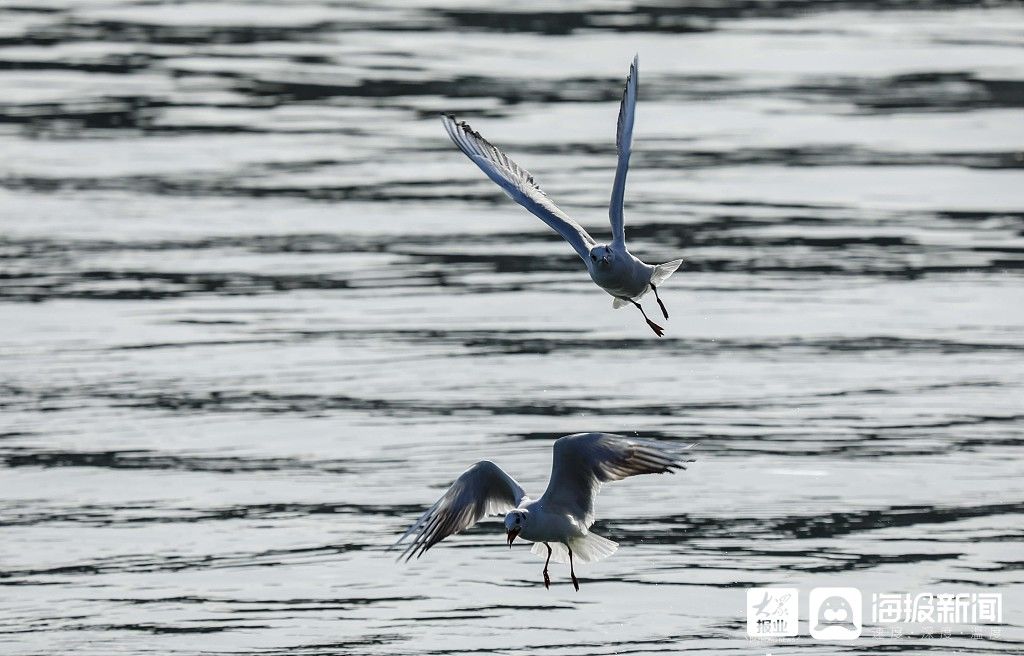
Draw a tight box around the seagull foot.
[646,318,665,337]
[543,569,551,590]
[571,573,580,592]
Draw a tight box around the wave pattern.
[0,1,1022,654]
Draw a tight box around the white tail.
[530,532,619,564]
[611,258,684,309]
[570,532,619,562]
[651,258,683,286]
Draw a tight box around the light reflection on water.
[1,1,1022,654]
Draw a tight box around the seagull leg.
[542,543,552,590]
[650,283,669,320]
[629,298,664,337]
[567,544,580,591]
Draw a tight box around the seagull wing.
[608,55,638,249]
[393,460,527,562]
[442,114,596,261]
[539,432,692,528]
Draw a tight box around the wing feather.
[442,114,596,260]
[393,460,526,561]
[609,55,638,249]
[539,432,693,528]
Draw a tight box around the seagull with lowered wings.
[394,433,694,590]
[442,55,684,336]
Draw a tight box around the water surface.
[1,1,1023,654]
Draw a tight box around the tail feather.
[651,258,683,286]
[610,258,683,309]
[529,532,619,565]
[571,532,619,562]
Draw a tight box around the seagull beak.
[506,528,519,548]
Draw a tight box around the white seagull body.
[394,433,694,590]
[442,56,684,336]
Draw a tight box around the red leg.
[651,283,669,320]
[542,542,552,589]
[630,298,664,337]
[567,544,579,591]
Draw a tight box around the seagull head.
[503,510,527,547]
[589,245,614,269]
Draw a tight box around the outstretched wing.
[393,460,527,562]
[539,432,692,528]
[442,114,596,261]
[608,55,638,249]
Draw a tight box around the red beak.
[507,528,519,548]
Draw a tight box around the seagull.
[442,55,684,337]
[393,432,694,590]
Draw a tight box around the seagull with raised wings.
[442,56,684,336]
[394,433,694,590]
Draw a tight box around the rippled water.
[2,1,1023,654]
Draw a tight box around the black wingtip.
[452,119,485,143]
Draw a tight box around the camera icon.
[809,587,862,640]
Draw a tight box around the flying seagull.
[393,433,694,590]
[442,55,684,336]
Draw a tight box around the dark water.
[1,1,1023,654]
